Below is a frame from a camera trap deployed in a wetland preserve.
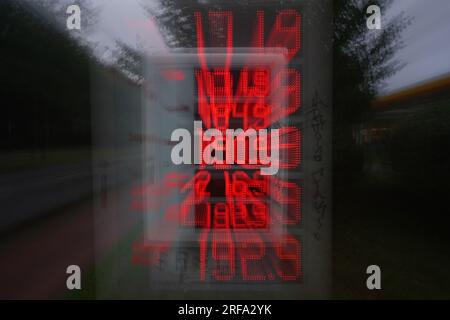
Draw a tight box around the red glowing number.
[212,231,235,280]
[266,10,301,59]
[199,230,209,281]
[231,202,248,229]
[214,203,230,229]
[190,9,303,283]
[236,234,266,281]
[200,233,301,281]
[275,236,301,281]
[282,68,301,114]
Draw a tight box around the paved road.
[0,158,140,298]
[0,177,140,299]
[0,162,92,234]
[0,196,95,299]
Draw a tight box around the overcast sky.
[85,0,450,94]
[87,0,166,61]
[384,0,450,93]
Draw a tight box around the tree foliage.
[0,0,96,150]
[334,0,410,129]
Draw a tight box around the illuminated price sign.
[93,0,331,299]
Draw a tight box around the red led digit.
[195,11,233,75]
[266,10,301,60]
[231,202,248,229]
[210,69,233,97]
[255,10,264,48]
[285,68,301,113]
[195,69,234,130]
[195,70,212,128]
[247,101,270,130]
[229,171,269,198]
[180,171,211,197]
[179,171,211,227]
[194,11,207,71]
[249,202,268,229]
[208,11,233,48]
[213,202,230,229]
[234,68,271,130]
[230,171,250,198]
[269,176,301,225]
[208,11,233,69]
[272,68,301,121]
[236,233,266,281]
[275,235,301,281]
[235,68,270,98]
[212,102,233,129]
[250,171,269,196]
[180,200,211,227]
[235,68,250,97]
[278,126,301,168]
[251,69,270,97]
[212,231,235,280]
[194,171,211,198]
[210,71,233,130]
[199,230,209,281]
[235,126,301,170]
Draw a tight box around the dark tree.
[0,0,98,152]
[114,40,144,82]
[333,0,409,134]
[333,0,410,176]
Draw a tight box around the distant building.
[357,74,450,144]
